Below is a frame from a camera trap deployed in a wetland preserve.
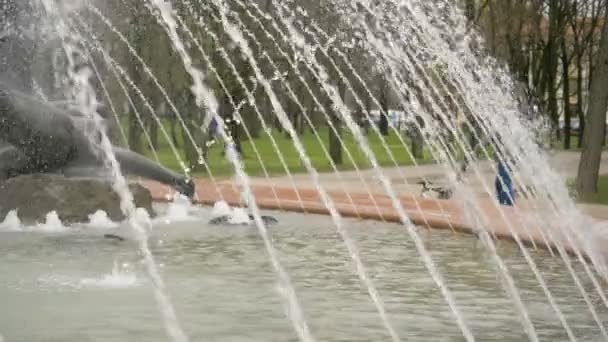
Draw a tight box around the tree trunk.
[327,84,343,165]
[577,52,585,148]
[410,119,424,159]
[378,82,389,136]
[170,117,180,148]
[464,0,475,23]
[149,119,159,149]
[576,19,608,198]
[127,104,143,153]
[561,39,571,150]
[544,0,562,142]
[328,111,342,165]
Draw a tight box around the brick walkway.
[143,179,605,259]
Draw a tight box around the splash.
[0,210,22,231]
[35,211,68,232]
[211,201,232,217]
[39,261,140,290]
[0,210,68,232]
[165,195,195,221]
[87,210,119,229]
[154,195,197,225]
[79,261,140,289]
[229,207,251,225]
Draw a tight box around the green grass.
[556,134,584,151]
[131,125,436,178]
[574,175,608,205]
[556,134,608,151]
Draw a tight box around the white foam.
[39,261,140,290]
[79,264,139,289]
[87,210,119,229]
[35,211,69,232]
[165,195,192,219]
[133,207,152,225]
[212,201,232,217]
[0,210,70,232]
[0,210,22,231]
[229,207,250,225]
[154,195,197,224]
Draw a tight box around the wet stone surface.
[0,174,154,224]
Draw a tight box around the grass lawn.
[574,175,608,205]
[134,127,436,178]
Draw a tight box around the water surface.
[0,203,606,341]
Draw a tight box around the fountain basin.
[0,206,605,341]
[144,179,608,260]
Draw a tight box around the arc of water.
[39,3,188,342]
[393,1,559,255]
[114,69,161,163]
[278,2,544,340]
[304,1,588,340]
[171,4,303,214]
[296,18,460,235]
[392,25,584,339]
[423,0,608,310]
[328,2,588,340]
[82,52,129,148]
[264,2,479,340]
[201,1,404,340]
[190,1,386,223]
[206,0,387,222]
[392,0,607,337]
[429,1,608,332]
[142,1,315,341]
[79,42,160,162]
[379,0,564,274]
[76,14,227,205]
[405,0,608,334]
[85,5,225,197]
[170,17,286,210]
[240,0,465,241]
[75,17,191,183]
[413,0,582,253]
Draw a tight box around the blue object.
[495,160,514,206]
[209,118,218,135]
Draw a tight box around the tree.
[576,13,608,198]
[378,77,390,136]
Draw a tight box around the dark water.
[0,204,606,342]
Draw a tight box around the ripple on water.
[0,211,607,341]
[36,262,142,292]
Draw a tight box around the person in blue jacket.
[495,157,515,206]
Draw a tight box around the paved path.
[244,151,608,219]
[143,180,606,258]
[138,152,608,258]
[141,151,608,259]
[246,150,608,191]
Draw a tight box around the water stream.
[3,0,607,341]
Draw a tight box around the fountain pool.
[0,203,605,342]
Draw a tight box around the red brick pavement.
[142,179,602,259]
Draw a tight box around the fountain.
[0,0,607,341]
